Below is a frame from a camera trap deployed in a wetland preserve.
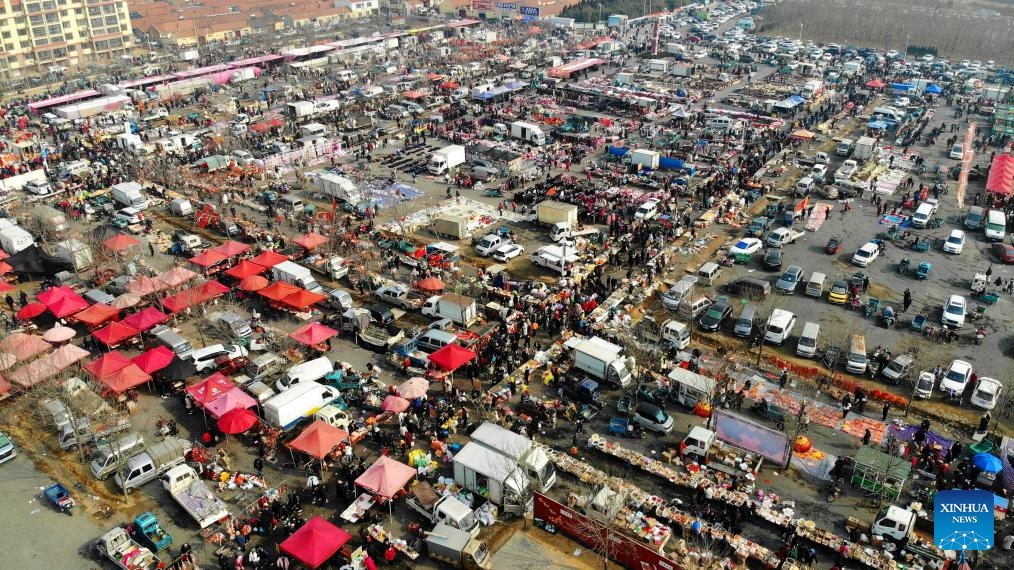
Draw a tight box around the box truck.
[570,336,633,388]
[509,121,546,145]
[0,224,35,254]
[428,144,467,175]
[30,204,68,235]
[111,181,149,210]
[453,442,533,517]
[468,422,556,492]
[529,200,578,226]
[420,294,478,326]
[424,523,492,570]
[271,261,323,293]
[262,381,340,431]
[407,481,481,537]
[432,215,470,240]
[629,149,661,170]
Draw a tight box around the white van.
[277,356,333,391]
[796,322,820,358]
[278,195,304,213]
[911,202,935,228]
[845,334,868,374]
[263,381,340,430]
[805,272,826,298]
[90,432,145,480]
[705,116,736,132]
[475,234,508,257]
[795,176,815,197]
[634,199,660,220]
[836,139,854,156]
[695,262,723,287]
[764,309,796,345]
[984,210,1006,241]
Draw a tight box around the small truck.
[407,481,481,537]
[424,523,492,569]
[160,465,230,529]
[128,512,172,552]
[96,526,160,570]
[765,227,805,248]
[375,284,425,310]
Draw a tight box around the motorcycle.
[827,478,844,503]
[973,326,986,345]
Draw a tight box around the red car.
[992,242,1014,264]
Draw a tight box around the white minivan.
[277,356,333,391]
[984,210,1006,242]
[796,322,820,358]
[764,309,796,345]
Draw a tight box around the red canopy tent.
[279,516,352,569]
[286,420,350,459]
[211,240,251,257]
[355,456,417,498]
[293,232,328,250]
[250,122,271,133]
[289,322,337,346]
[132,346,176,374]
[259,282,301,302]
[427,343,476,371]
[17,302,47,319]
[162,280,228,314]
[217,408,259,434]
[865,79,886,88]
[239,276,269,291]
[250,250,289,268]
[102,233,140,252]
[93,321,141,347]
[84,351,133,379]
[198,280,230,298]
[99,363,151,393]
[46,294,90,318]
[71,303,121,327]
[186,372,234,405]
[204,387,258,419]
[122,307,169,331]
[189,250,229,269]
[280,290,327,310]
[225,260,267,279]
[986,153,1014,196]
[36,286,79,306]
[440,81,460,90]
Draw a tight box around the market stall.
[850,447,910,501]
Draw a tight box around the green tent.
[850,447,911,501]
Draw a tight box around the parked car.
[939,359,973,394]
[187,344,248,372]
[827,279,849,305]
[492,243,525,262]
[698,300,733,332]
[775,265,804,294]
[851,242,880,267]
[991,242,1014,264]
[881,353,915,384]
[730,238,763,256]
[763,248,783,270]
[942,229,965,254]
[941,294,966,328]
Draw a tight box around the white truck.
[161,464,230,529]
[528,200,578,227]
[287,100,316,118]
[428,144,467,175]
[569,336,633,388]
[424,524,492,570]
[629,149,661,170]
[263,381,341,431]
[667,366,718,408]
[531,245,579,274]
[420,294,478,326]
[271,260,323,293]
[0,222,35,254]
[468,422,556,492]
[509,120,546,145]
[834,159,859,183]
[315,171,362,203]
[550,222,600,243]
[765,227,805,248]
[406,481,481,537]
[453,442,533,517]
[95,526,160,570]
[29,205,68,235]
[305,254,349,281]
[853,136,877,161]
[111,181,149,210]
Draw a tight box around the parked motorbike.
[973,326,986,345]
[827,478,845,503]
[944,388,963,405]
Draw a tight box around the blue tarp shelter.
[607,146,629,156]
[474,91,496,100]
[868,120,889,130]
[925,84,943,94]
[775,95,805,110]
[891,83,914,92]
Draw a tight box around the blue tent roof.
[925,84,942,94]
[787,95,805,104]
[891,83,914,91]
[474,91,495,100]
[505,81,525,91]
[868,120,889,129]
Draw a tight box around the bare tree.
[564,482,631,570]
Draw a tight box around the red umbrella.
[417,277,445,292]
[239,275,269,291]
[102,233,140,252]
[217,408,259,434]
[17,302,47,319]
[249,122,271,132]
[381,395,410,413]
[268,117,284,127]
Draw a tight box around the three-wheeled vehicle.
[915,261,931,279]
[865,298,881,318]
[608,417,646,438]
[43,482,75,515]
[128,512,172,552]
[910,314,927,332]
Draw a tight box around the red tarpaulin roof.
[293,232,328,250]
[198,280,230,298]
[239,275,269,291]
[158,266,199,287]
[211,240,251,257]
[279,516,352,569]
[36,286,78,306]
[417,277,444,292]
[289,322,338,346]
[84,351,133,379]
[17,302,47,319]
[286,419,350,459]
[93,321,141,346]
[865,79,886,88]
[186,372,234,405]
[250,250,288,268]
[72,303,120,326]
[102,233,140,252]
[204,387,258,419]
[162,280,228,313]
[126,275,168,296]
[355,456,417,498]
[100,363,151,393]
[122,307,169,331]
[403,90,425,99]
[225,260,267,279]
[440,81,459,90]
[47,294,90,318]
[0,332,51,361]
[132,346,176,374]
[986,153,1014,196]
[259,281,301,302]
[280,290,327,310]
[427,343,476,371]
[189,250,229,268]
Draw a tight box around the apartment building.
[0,0,133,78]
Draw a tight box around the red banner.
[472,0,491,9]
[956,122,976,209]
[533,493,683,570]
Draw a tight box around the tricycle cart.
[483,187,504,198]
[971,272,988,294]
[882,306,897,328]
[974,291,1000,305]
[897,257,912,275]
[43,482,75,515]
[915,261,931,279]
[733,252,752,264]
[616,395,632,415]
[910,314,927,332]
[909,237,930,252]
[751,401,786,429]
[608,417,646,439]
[825,236,843,255]
[128,512,172,552]
[865,298,881,318]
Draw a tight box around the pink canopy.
[211,240,251,257]
[286,419,350,459]
[126,275,169,296]
[0,333,52,362]
[44,291,90,318]
[99,363,152,393]
[36,285,78,306]
[279,516,352,569]
[132,346,176,374]
[186,372,234,405]
[289,322,338,346]
[427,343,476,371]
[381,395,410,413]
[204,387,257,419]
[158,266,199,287]
[396,377,429,399]
[122,307,169,331]
[102,233,140,252]
[9,358,60,388]
[47,344,90,370]
[84,351,133,379]
[293,232,328,250]
[986,153,1014,196]
[355,456,417,498]
[92,321,141,346]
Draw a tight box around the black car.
[365,303,395,326]
[699,300,733,332]
[763,248,783,270]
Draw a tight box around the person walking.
[903,289,912,313]
[881,402,890,421]
[862,429,872,446]
[779,368,789,389]
[254,456,264,478]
